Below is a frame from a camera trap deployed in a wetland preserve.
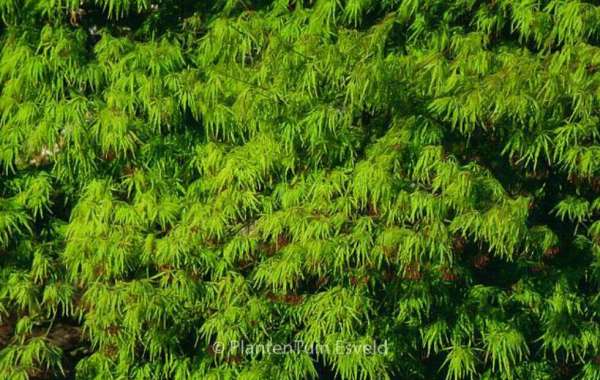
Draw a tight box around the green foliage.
[0,0,599,379]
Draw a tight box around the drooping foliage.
[0,1,599,379]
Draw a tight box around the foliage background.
[0,0,599,379]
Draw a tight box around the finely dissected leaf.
[0,1,599,379]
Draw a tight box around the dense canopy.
[0,0,599,379]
